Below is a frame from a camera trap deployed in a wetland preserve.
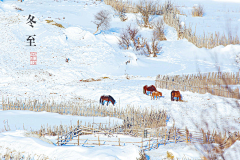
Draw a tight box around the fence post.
[202,129,206,144]
[144,129,147,138]
[175,128,176,143]
[141,137,143,149]
[98,135,100,146]
[149,137,151,149]
[78,132,80,146]
[185,127,189,143]
[118,138,120,146]
[57,131,59,146]
[164,128,167,145]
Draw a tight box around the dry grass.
[2,97,167,134]
[80,78,102,82]
[80,77,110,82]
[15,7,23,11]
[167,151,174,159]
[153,19,167,41]
[192,5,204,17]
[45,20,65,28]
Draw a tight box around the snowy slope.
[1,0,240,159]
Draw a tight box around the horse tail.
[99,96,102,104]
[143,85,146,94]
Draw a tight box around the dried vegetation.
[45,20,65,28]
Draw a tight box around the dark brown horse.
[171,91,181,101]
[99,95,116,106]
[143,85,157,95]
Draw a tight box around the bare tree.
[93,10,112,34]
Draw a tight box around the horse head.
[109,95,116,106]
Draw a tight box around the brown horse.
[151,91,162,100]
[143,85,157,95]
[171,91,181,101]
[99,95,116,106]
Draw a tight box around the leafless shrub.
[136,150,147,160]
[143,31,162,57]
[112,1,128,21]
[118,9,128,22]
[118,27,132,50]
[118,25,146,51]
[93,10,112,34]
[153,19,167,41]
[136,0,158,28]
[192,4,204,17]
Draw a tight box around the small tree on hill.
[93,10,112,34]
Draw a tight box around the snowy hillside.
[1,0,240,159]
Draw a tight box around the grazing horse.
[143,85,157,95]
[151,91,162,100]
[171,91,181,101]
[99,95,116,106]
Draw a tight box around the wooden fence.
[1,97,167,134]
[155,72,240,99]
[45,121,239,151]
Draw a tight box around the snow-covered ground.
[1,0,240,159]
